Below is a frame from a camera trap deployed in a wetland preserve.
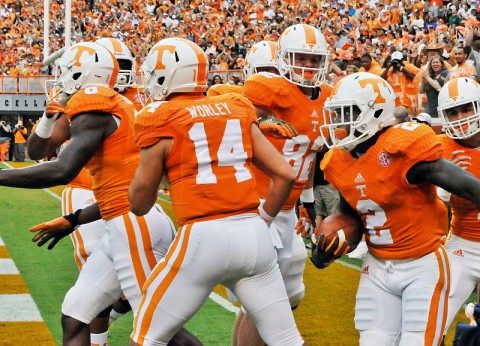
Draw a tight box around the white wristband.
[35,112,56,139]
[259,204,274,226]
[437,187,451,202]
[300,188,314,203]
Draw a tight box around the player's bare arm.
[27,114,70,160]
[0,112,115,188]
[407,157,480,209]
[129,138,172,216]
[250,124,296,217]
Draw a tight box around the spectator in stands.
[12,123,27,162]
[419,56,449,117]
[360,53,384,75]
[393,106,410,124]
[381,51,421,114]
[0,120,11,160]
[465,28,480,79]
[413,112,433,127]
[450,45,478,80]
[212,74,223,85]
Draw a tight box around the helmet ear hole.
[175,51,179,62]
[374,109,383,119]
[158,76,165,85]
[72,72,82,80]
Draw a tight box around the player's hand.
[295,203,316,238]
[29,216,75,250]
[310,232,350,269]
[449,150,471,170]
[45,100,65,119]
[258,117,298,139]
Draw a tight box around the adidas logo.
[354,173,365,184]
[85,197,96,205]
[452,249,464,257]
[362,266,369,275]
[311,110,319,118]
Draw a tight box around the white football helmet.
[48,42,118,105]
[141,38,208,102]
[243,41,278,79]
[96,37,136,92]
[277,24,330,87]
[438,77,480,139]
[320,72,396,151]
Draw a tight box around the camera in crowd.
[15,124,24,129]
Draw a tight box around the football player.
[315,72,480,345]
[231,23,332,345]
[436,77,480,341]
[27,37,147,345]
[129,37,304,346]
[206,40,279,97]
[0,42,200,346]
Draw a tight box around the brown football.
[315,213,363,252]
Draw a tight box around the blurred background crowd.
[0,0,479,79]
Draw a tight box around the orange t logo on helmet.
[359,78,388,104]
[70,45,96,67]
[150,45,176,70]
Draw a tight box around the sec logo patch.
[378,152,391,167]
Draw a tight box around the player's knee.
[398,332,429,346]
[359,330,400,346]
[97,305,113,318]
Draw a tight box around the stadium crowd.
[1,0,480,82]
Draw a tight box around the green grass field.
[0,161,473,345]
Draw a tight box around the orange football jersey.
[321,123,448,260]
[135,93,261,226]
[68,168,93,190]
[206,84,244,97]
[244,73,331,209]
[121,84,146,112]
[65,87,139,220]
[438,134,480,242]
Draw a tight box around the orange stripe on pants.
[425,246,450,346]
[133,224,192,345]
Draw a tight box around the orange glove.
[258,117,298,139]
[295,205,315,238]
[30,210,81,250]
[45,100,65,119]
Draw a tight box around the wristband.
[259,204,274,226]
[63,209,82,229]
[35,112,56,139]
[300,188,314,203]
[437,187,451,202]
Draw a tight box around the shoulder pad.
[244,73,293,109]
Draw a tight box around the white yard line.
[0,294,43,322]
[0,236,44,322]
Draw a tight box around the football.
[315,213,363,252]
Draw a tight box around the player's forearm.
[76,203,102,225]
[27,134,59,160]
[262,174,295,217]
[0,161,76,188]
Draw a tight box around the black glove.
[310,233,350,269]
